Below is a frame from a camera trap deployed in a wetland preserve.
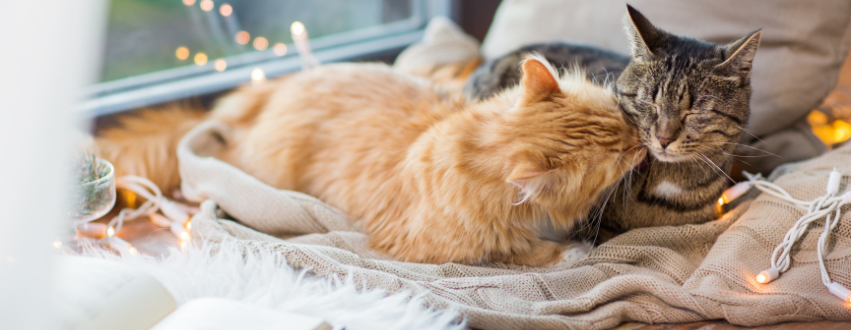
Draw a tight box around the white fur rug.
[81,240,466,330]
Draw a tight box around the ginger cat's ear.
[518,56,560,105]
[507,162,557,205]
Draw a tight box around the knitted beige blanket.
[177,120,851,330]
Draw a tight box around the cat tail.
[94,105,208,193]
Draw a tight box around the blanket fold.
[179,120,851,330]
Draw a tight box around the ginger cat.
[98,56,645,266]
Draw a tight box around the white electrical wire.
[106,176,164,236]
[77,175,195,254]
[724,168,851,303]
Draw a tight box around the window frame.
[78,0,455,118]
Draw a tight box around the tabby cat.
[97,56,645,266]
[464,5,761,242]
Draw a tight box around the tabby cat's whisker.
[592,187,615,245]
[615,145,644,210]
[687,153,718,178]
[588,177,618,244]
[697,145,759,169]
[686,153,711,174]
[698,145,765,159]
[734,125,767,145]
[696,152,736,184]
[714,142,781,158]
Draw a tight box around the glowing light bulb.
[291,21,305,35]
[199,0,214,11]
[756,268,778,284]
[194,52,208,65]
[251,67,265,83]
[253,37,268,51]
[183,0,196,6]
[127,245,138,255]
[214,59,227,72]
[833,120,851,142]
[175,46,190,60]
[53,239,62,249]
[718,197,724,206]
[107,226,115,237]
[807,110,829,126]
[180,231,189,241]
[235,31,250,45]
[125,190,138,208]
[219,3,232,16]
[290,21,318,69]
[185,221,192,230]
[273,43,287,56]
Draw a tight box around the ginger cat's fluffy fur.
[97,56,645,266]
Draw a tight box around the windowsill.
[77,30,423,118]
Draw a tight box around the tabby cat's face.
[616,52,750,163]
[615,6,760,163]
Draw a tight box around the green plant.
[75,153,110,184]
[69,153,115,222]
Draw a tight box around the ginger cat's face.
[503,57,646,223]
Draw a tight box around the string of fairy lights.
[174,0,317,79]
[57,175,197,255]
[717,169,851,304]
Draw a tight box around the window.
[81,0,452,117]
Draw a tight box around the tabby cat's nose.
[657,136,673,149]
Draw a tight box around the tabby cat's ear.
[506,162,557,204]
[717,30,762,82]
[623,4,665,62]
[518,56,560,105]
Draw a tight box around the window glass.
[102,0,415,82]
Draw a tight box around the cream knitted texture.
[178,121,851,330]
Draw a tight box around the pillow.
[481,0,851,142]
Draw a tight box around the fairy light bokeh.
[235,31,250,45]
[809,53,851,148]
[219,3,232,16]
[251,67,265,83]
[809,110,851,146]
[194,52,208,65]
[214,59,227,72]
[273,43,287,56]
[253,37,269,51]
[199,0,214,11]
[291,21,305,35]
[175,46,189,60]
